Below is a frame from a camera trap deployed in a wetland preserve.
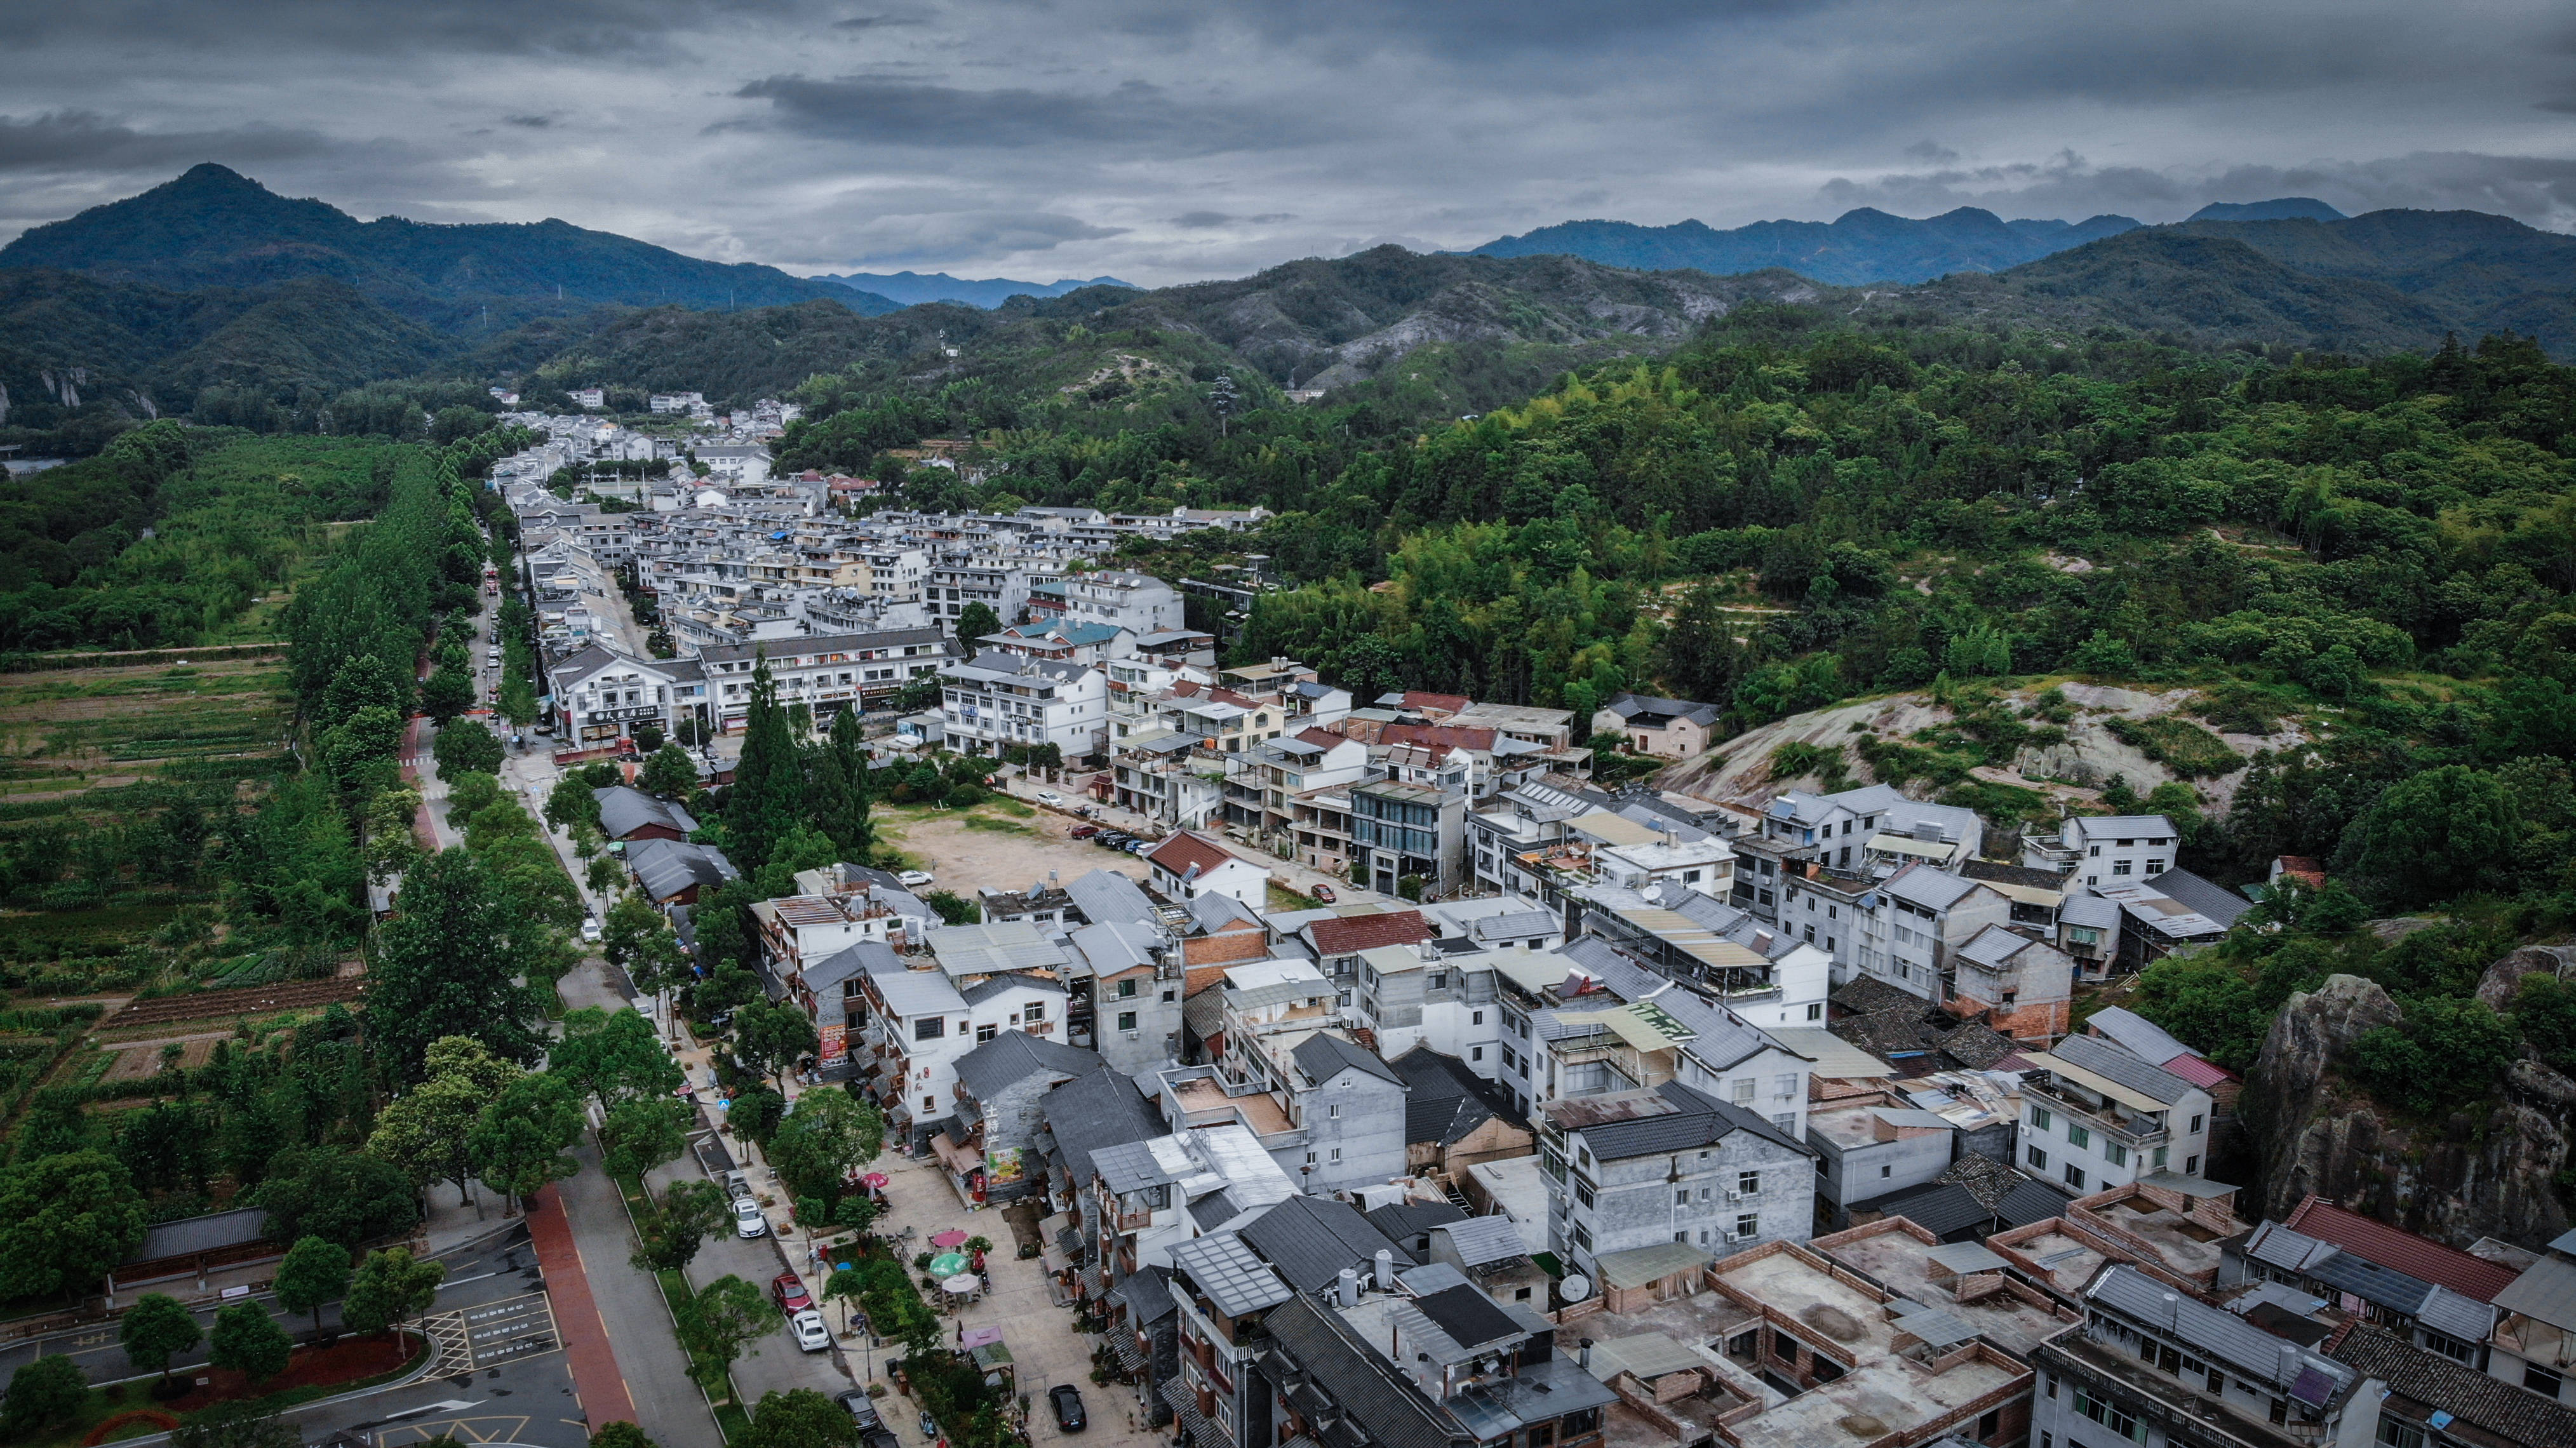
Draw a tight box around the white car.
[734,1197,768,1238]
[896,869,934,888]
[579,916,602,943]
[1036,791,1063,807]
[789,1309,832,1353]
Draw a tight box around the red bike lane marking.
[525,1183,639,1426]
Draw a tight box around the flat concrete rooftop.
[1821,1230,2070,1357]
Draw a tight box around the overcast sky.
[4,0,2573,288]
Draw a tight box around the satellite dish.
[1560,1274,1593,1302]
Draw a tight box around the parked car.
[1308,883,1338,904]
[579,916,603,943]
[1122,839,1151,854]
[733,1197,768,1238]
[835,1390,890,1441]
[1036,791,1063,806]
[789,1309,831,1352]
[722,1169,752,1200]
[1069,826,1100,840]
[771,1270,812,1313]
[1049,1384,1087,1432]
[896,869,935,888]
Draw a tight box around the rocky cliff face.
[2245,970,2573,1247]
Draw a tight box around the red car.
[772,1271,812,1313]
[1308,884,1338,904]
[1070,825,1100,839]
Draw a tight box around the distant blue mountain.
[2185,198,2349,223]
[1468,206,2147,285]
[810,271,1138,309]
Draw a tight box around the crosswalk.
[415,1292,560,1377]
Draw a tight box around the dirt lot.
[880,807,1150,900]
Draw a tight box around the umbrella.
[928,1252,970,1278]
[941,1274,983,1294]
[930,1229,969,1249]
[862,1172,890,1189]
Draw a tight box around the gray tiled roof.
[1066,868,1158,927]
[1171,1231,1292,1317]
[1240,1194,1417,1295]
[1851,1182,1993,1239]
[2333,1324,2576,1446]
[2084,1005,2192,1066]
[1093,1138,1183,1194]
[2053,1033,2197,1104]
[1260,1296,1470,1448]
[1364,1202,1466,1252]
[803,940,899,996]
[594,784,698,840]
[1041,1066,1167,1182]
[2145,867,2253,930]
[1293,1031,1402,1087]
[2093,1264,2354,1399]
[1573,1080,1810,1162]
[1111,1263,1177,1325]
[1427,1216,1526,1269]
[952,1030,1101,1101]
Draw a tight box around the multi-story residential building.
[1948,923,2077,1042]
[2335,1324,2576,1448]
[1251,1274,1614,1448]
[1806,1097,1957,1228]
[2023,813,2183,885]
[1143,831,1270,911]
[927,558,1039,630]
[1571,883,1833,1028]
[939,652,1106,759]
[1162,1231,1294,1447]
[1539,1080,1816,1274]
[2017,1034,2215,1191]
[1061,570,1184,634]
[943,1031,1105,1204]
[1845,864,2016,999]
[1223,728,1369,845]
[1510,810,1735,914]
[694,627,956,729]
[1067,918,1186,1073]
[852,922,1075,1151]
[2032,1264,2369,1448]
[1352,764,1471,899]
[546,644,693,746]
[1763,782,1987,874]
[2489,1231,2576,1406]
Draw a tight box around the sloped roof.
[2051,1034,2198,1105]
[1853,1182,1995,1239]
[1261,1295,1469,1448]
[1240,1194,1417,1294]
[1147,830,1248,880]
[804,939,900,995]
[1065,868,1158,927]
[2334,1325,2576,1448]
[1041,1066,1167,1182]
[2283,1197,2523,1302]
[1365,1202,1467,1250]
[1553,1080,1809,1161]
[1293,1031,1402,1087]
[2145,867,2253,930]
[629,838,740,900]
[953,1031,1102,1101]
[595,784,699,839]
[2083,1005,2190,1066]
[1428,1215,1527,1269]
[1171,1231,1292,1317]
[1308,911,1433,955]
[1388,1046,1524,1148]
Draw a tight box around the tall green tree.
[640,741,701,798]
[728,658,803,875]
[0,1355,86,1436]
[432,719,505,779]
[601,1097,694,1181]
[730,1000,819,1091]
[767,1089,882,1205]
[468,1073,584,1207]
[631,1179,730,1273]
[738,1389,861,1448]
[366,1036,524,1207]
[551,1008,681,1109]
[678,1275,779,1393]
[1654,585,1747,704]
[342,1247,446,1337]
[0,1150,150,1299]
[119,1293,203,1382]
[272,1237,354,1340]
[250,1147,419,1249]
[208,1303,292,1385]
[366,848,551,1083]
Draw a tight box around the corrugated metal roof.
[1766,1027,1897,1079]
[1428,1215,1526,1269]
[2492,1253,2576,1329]
[1594,1240,1712,1289]
[2092,1264,2352,1393]
[1171,1231,1292,1317]
[2084,1006,2192,1066]
[2048,1035,2197,1106]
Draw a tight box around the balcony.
[2022,832,2079,869]
[2028,1078,2171,1148]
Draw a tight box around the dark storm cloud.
[502,114,556,128]
[731,75,1306,154]
[833,13,925,28]
[5,0,807,57]
[0,112,333,173]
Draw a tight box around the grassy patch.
[2105,714,2245,778]
[983,795,1035,818]
[1267,883,1320,913]
[1767,741,1852,791]
[959,816,1033,836]
[2187,680,2292,735]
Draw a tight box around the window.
[1117,1010,1138,1031]
[1117,978,1137,998]
[2067,1123,2091,1150]
[2185,1154,2201,1174]
[1329,1148,1341,1162]
[1162,989,1176,1003]
[2377,1417,2428,1448]
[1428,972,1446,989]
[2027,1145,2049,1171]
[1806,1003,1823,1021]
[1328,1104,1341,1119]
[1734,1212,1758,1238]
[1731,1078,1754,1104]
[2064,1163,2088,1190]
[2072,1386,2140,1442]
[977,1023,998,1043]
[2526,1364,2565,1398]
[1772,1112,1797,1132]
[1472,1010,1485,1024]
[2147,859,2165,874]
[2153,1147,2168,1169]
[1471,1046,1485,1061]
[914,1016,945,1041]
[1676,1191,1690,1206]
[2032,1106,2053,1131]
[1574,1179,1595,1208]
[1771,1074,1796,1099]
[2189,1113,2204,1134]
[2420,1329,2477,1364]
[1025,1000,1046,1021]
[1880,1164,1891,1177]
[1738,1170,1761,1195]
[2105,1141,2128,1167]
[2112,860,2133,876]
[1305,1151,1317,1164]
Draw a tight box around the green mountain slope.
[1469,206,2144,284]
[2177,210,2576,356]
[0,164,901,325]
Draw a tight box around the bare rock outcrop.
[2246,970,2573,1247]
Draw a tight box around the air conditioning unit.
[1725,1190,1743,1203]
[1724,1231,1744,1244]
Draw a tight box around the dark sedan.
[1050,1384,1087,1432]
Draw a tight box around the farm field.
[0,655,292,812]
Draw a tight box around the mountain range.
[810,271,1137,308]
[0,164,901,326]
[4,166,2572,445]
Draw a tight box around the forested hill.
[1469,206,2145,284]
[0,164,900,327]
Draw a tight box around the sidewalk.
[524,1179,640,1430]
[556,1141,725,1448]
